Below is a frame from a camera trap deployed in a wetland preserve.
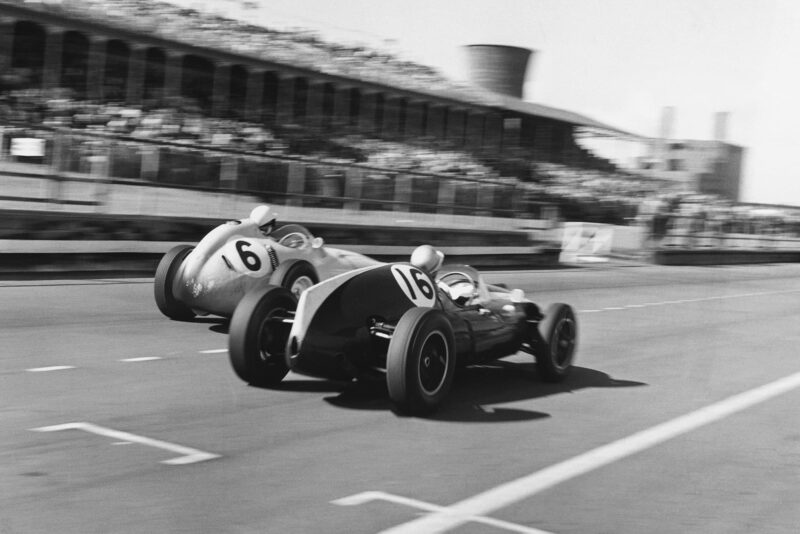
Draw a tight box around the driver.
[249,205,277,235]
[410,244,444,277]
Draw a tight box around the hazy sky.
[173,0,800,206]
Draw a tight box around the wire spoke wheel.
[289,276,314,299]
[536,303,577,383]
[552,316,576,368]
[229,286,295,387]
[417,332,449,396]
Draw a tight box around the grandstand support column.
[332,86,351,130]
[437,178,456,216]
[0,18,13,75]
[343,168,362,211]
[501,116,522,154]
[447,109,467,147]
[393,174,413,212]
[305,81,325,131]
[42,26,65,91]
[126,45,146,105]
[428,105,446,141]
[466,112,486,148]
[359,91,378,135]
[383,97,401,139]
[286,162,306,207]
[212,62,231,117]
[86,37,107,101]
[275,74,295,125]
[244,69,264,121]
[484,113,503,151]
[164,52,183,99]
[405,100,424,139]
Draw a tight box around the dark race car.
[227,260,577,415]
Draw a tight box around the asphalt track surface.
[1,262,799,534]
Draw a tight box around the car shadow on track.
[208,320,229,334]
[324,364,647,422]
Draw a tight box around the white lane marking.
[26,366,75,372]
[199,349,228,354]
[333,491,553,534]
[120,357,162,362]
[31,422,220,465]
[381,371,800,533]
[578,288,800,314]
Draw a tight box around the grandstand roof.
[485,92,643,138]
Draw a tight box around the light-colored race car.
[154,205,380,320]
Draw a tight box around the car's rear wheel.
[154,245,195,320]
[536,303,577,382]
[386,308,455,415]
[229,286,295,386]
[271,261,319,299]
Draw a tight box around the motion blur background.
[1,0,799,273]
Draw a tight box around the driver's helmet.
[448,280,475,305]
[410,244,444,275]
[250,205,277,234]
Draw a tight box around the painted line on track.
[31,422,220,465]
[26,365,75,372]
[379,370,800,533]
[578,288,800,314]
[333,491,552,534]
[120,357,162,362]
[199,349,228,354]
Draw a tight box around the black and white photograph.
[1,0,798,532]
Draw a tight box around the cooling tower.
[464,44,533,99]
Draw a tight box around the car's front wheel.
[271,260,319,299]
[535,303,577,382]
[386,308,455,415]
[228,286,295,387]
[153,245,195,320]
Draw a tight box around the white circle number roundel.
[222,238,271,277]
[391,265,436,307]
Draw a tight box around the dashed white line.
[199,349,228,354]
[578,288,800,314]
[31,422,220,465]
[380,370,800,533]
[120,357,162,362]
[26,366,75,372]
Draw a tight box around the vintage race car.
[154,205,379,319]
[227,258,577,415]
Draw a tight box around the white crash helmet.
[410,244,444,274]
[448,280,475,305]
[250,205,277,232]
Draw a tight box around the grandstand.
[3,0,786,241]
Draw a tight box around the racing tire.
[536,303,577,383]
[229,286,295,387]
[153,245,195,321]
[270,260,319,299]
[386,308,456,415]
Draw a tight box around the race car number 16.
[391,265,435,307]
